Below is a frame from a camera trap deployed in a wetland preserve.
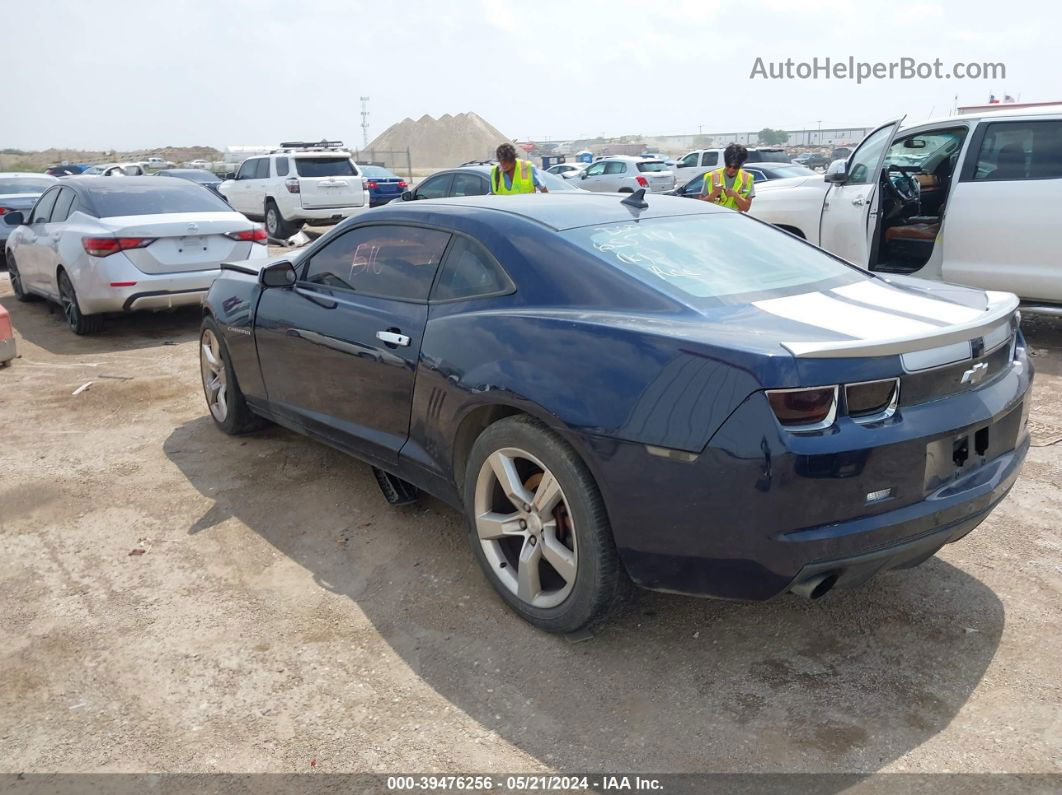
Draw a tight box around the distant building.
[956,100,1062,116]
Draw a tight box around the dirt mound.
[363,112,511,169]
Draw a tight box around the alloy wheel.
[474,447,578,608]
[200,328,228,422]
[266,207,278,237]
[58,274,78,330]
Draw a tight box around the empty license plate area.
[924,403,1023,493]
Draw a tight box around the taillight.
[397,180,408,188]
[285,177,300,194]
[635,175,649,187]
[81,237,155,257]
[361,178,369,191]
[366,180,379,190]
[225,227,268,242]
[0,208,8,216]
[767,386,838,429]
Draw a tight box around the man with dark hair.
[701,143,754,212]
[490,142,549,195]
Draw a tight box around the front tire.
[463,416,622,633]
[199,317,264,435]
[58,270,103,335]
[264,200,299,240]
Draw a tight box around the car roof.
[60,175,206,191]
[0,172,57,179]
[900,105,1062,131]
[382,192,727,231]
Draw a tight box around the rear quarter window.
[295,157,358,178]
[637,162,669,172]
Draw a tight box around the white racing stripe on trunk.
[753,291,939,340]
[831,280,983,325]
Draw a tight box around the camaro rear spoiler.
[220,262,258,276]
[781,291,1020,358]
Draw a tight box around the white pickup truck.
[749,106,1062,312]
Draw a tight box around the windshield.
[0,178,55,194]
[360,165,397,178]
[637,161,669,172]
[752,150,792,163]
[90,183,233,217]
[295,157,357,177]
[563,214,860,303]
[175,170,219,182]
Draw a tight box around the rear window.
[89,183,232,217]
[764,165,815,178]
[563,214,859,303]
[360,165,396,178]
[0,178,55,194]
[295,157,357,178]
[636,161,669,172]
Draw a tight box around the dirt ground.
[0,268,1059,779]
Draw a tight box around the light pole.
[360,97,370,149]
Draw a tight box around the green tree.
[757,128,789,145]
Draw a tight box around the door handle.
[376,330,411,347]
[851,197,866,206]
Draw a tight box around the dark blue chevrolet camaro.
[200,192,1032,632]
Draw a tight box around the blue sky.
[3,0,1055,150]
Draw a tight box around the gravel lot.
[1,268,1059,778]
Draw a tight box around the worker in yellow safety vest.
[491,143,549,195]
[702,143,754,212]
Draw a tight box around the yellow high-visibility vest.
[703,168,753,210]
[491,159,536,195]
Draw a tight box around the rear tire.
[6,251,35,302]
[264,200,299,240]
[58,270,103,335]
[199,316,265,435]
[463,415,622,633]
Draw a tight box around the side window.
[679,152,699,168]
[303,225,451,301]
[253,158,270,179]
[846,124,895,184]
[701,152,718,166]
[432,236,512,301]
[416,174,452,199]
[236,159,258,180]
[604,162,626,174]
[50,189,77,223]
[452,173,487,197]
[275,157,289,177]
[30,188,60,224]
[973,121,1062,181]
[584,162,606,176]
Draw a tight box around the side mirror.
[4,211,24,226]
[224,172,236,180]
[824,161,848,183]
[260,260,297,288]
[580,173,588,179]
[400,190,414,201]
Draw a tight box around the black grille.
[900,341,1012,406]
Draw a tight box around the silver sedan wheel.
[200,328,228,423]
[474,447,578,609]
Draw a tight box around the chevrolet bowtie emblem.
[187,223,199,233]
[960,361,989,385]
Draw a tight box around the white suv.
[672,147,791,184]
[749,107,1062,308]
[219,141,369,238]
[576,156,675,193]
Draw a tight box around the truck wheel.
[264,200,299,240]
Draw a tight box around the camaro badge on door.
[961,361,989,385]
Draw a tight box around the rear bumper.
[292,204,369,223]
[77,245,268,314]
